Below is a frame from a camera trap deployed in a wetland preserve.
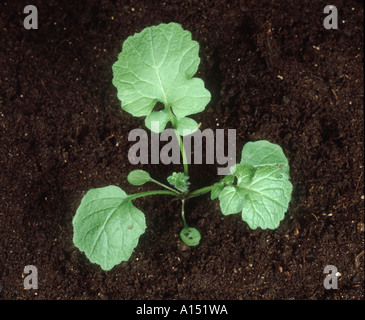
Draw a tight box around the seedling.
[72,23,293,270]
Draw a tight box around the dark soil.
[0,0,364,300]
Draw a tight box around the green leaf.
[127,170,151,185]
[216,140,293,229]
[112,22,211,122]
[233,163,255,185]
[210,182,224,200]
[218,185,246,215]
[222,174,235,184]
[180,227,201,246]
[175,117,199,136]
[210,174,235,200]
[231,163,292,229]
[241,140,289,177]
[144,110,170,133]
[72,186,146,270]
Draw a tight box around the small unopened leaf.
[73,186,146,270]
[167,172,190,193]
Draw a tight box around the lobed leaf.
[236,164,292,229]
[112,22,211,132]
[217,141,293,230]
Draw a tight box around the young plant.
[72,23,293,271]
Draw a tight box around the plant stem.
[186,185,213,199]
[181,199,187,228]
[166,105,176,127]
[150,178,181,194]
[166,105,189,176]
[176,131,189,176]
[127,189,178,201]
